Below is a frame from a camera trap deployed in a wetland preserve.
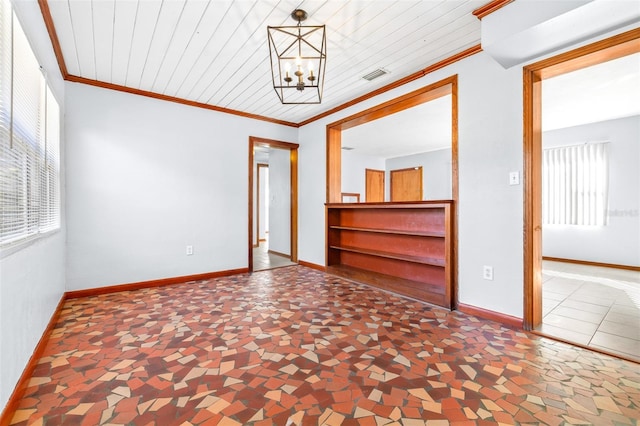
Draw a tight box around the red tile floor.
[9,266,640,425]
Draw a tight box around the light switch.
[509,171,520,185]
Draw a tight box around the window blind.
[42,86,60,232]
[0,0,60,247]
[542,142,609,226]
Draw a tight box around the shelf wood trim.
[325,200,452,209]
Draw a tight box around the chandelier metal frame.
[267,9,326,104]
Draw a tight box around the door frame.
[522,28,640,330]
[256,163,269,247]
[248,136,299,272]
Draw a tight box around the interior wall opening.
[248,136,299,273]
[523,28,640,362]
[325,75,459,308]
[326,75,458,205]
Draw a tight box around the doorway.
[523,28,640,361]
[248,136,299,272]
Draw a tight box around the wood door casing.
[365,169,385,202]
[523,28,640,331]
[248,136,299,273]
[256,163,268,246]
[390,167,423,201]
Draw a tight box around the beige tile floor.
[253,240,297,271]
[541,260,640,361]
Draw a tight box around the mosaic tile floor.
[9,266,640,425]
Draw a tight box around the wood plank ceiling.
[44,0,487,124]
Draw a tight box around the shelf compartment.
[336,250,446,289]
[329,225,445,238]
[329,245,445,267]
[326,264,446,307]
[330,229,445,260]
[328,206,446,235]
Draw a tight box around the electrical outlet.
[186,245,193,256]
[483,265,493,280]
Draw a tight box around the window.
[542,142,609,226]
[0,0,60,247]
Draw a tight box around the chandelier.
[267,9,326,104]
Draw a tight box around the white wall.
[297,25,638,319]
[341,150,385,201]
[298,52,524,317]
[385,148,452,201]
[65,83,296,290]
[543,115,640,266]
[0,0,66,410]
[268,148,291,255]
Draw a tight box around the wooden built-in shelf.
[326,201,454,309]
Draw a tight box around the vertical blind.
[542,142,609,226]
[0,0,60,246]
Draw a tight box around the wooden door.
[390,167,422,201]
[365,169,385,202]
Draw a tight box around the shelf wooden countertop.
[326,200,453,209]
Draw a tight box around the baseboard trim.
[457,303,523,329]
[65,268,249,299]
[298,260,326,272]
[542,256,640,272]
[0,295,66,426]
[267,249,291,259]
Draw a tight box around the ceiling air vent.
[361,68,388,81]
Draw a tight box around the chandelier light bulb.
[284,62,292,83]
[308,61,315,82]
